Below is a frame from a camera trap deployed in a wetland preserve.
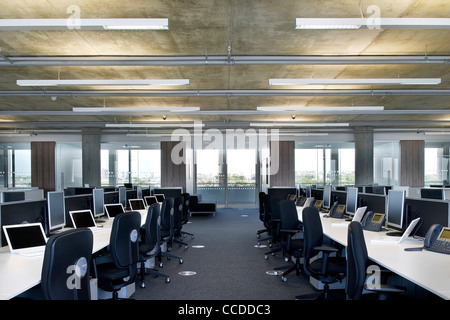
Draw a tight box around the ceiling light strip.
[73,107,199,113]
[296,18,450,30]
[257,106,384,112]
[17,79,189,86]
[250,122,350,127]
[105,123,203,128]
[0,18,168,30]
[269,78,441,85]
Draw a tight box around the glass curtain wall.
[295,142,355,187]
[0,143,31,188]
[56,143,82,190]
[100,145,161,187]
[373,141,400,186]
[425,142,450,186]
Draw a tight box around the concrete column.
[82,130,101,187]
[354,128,374,185]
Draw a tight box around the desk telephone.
[423,224,450,254]
[361,211,386,232]
[295,196,306,206]
[323,201,346,219]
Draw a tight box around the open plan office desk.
[0,209,148,300]
[297,207,450,300]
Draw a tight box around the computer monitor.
[69,209,96,229]
[104,203,125,219]
[386,190,406,234]
[144,196,158,206]
[92,188,104,218]
[129,199,145,211]
[322,185,332,209]
[420,188,444,200]
[47,191,66,231]
[155,194,165,203]
[345,187,358,215]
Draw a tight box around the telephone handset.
[325,201,346,219]
[361,211,386,232]
[423,224,450,254]
[296,196,306,207]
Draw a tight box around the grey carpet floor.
[132,207,319,300]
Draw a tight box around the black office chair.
[181,192,194,239]
[41,228,93,300]
[257,194,273,245]
[173,195,189,249]
[264,197,282,259]
[94,211,141,300]
[138,203,170,287]
[274,199,304,281]
[298,206,346,300]
[346,221,407,300]
[159,197,184,265]
[257,192,268,238]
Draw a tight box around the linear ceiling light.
[269,78,441,85]
[0,18,168,30]
[105,123,203,128]
[257,106,384,112]
[72,107,199,113]
[17,79,189,87]
[250,122,349,127]
[296,18,450,29]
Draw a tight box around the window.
[295,142,355,186]
[424,143,450,186]
[101,145,161,187]
[56,143,82,189]
[0,143,31,188]
[373,142,400,186]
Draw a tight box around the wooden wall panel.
[31,141,55,195]
[270,140,295,187]
[161,141,186,190]
[400,140,424,187]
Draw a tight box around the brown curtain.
[31,141,55,195]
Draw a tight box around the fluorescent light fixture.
[294,133,329,136]
[250,122,349,127]
[423,131,450,135]
[0,132,31,137]
[269,78,441,85]
[0,18,168,30]
[17,79,189,87]
[296,18,450,29]
[105,123,204,128]
[73,107,199,113]
[257,106,384,112]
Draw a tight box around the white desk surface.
[0,209,147,300]
[297,207,450,300]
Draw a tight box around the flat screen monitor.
[129,199,145,211]
[104,203,124,219]
[47,191,66,230]
[346,187,358,215]
[69,210,96,229]
[387,189,406,231]
[144,196,158,206]
[322,185,332,209]
[420,188,444,200]
[92,188,104,218]
[155,194,165,203]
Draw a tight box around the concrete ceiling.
[1,0,450,135]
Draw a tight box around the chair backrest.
[173,196,184,229]
[161,197,175,232]
[270,197,282,220]
[346,221,369,300]
[278,199,298,230]
[41,228,93,300]
[259,192,265,218]
[109,211,141,270]
[181,193,190,222]
[302,206,323,262]
[143,203,161,247]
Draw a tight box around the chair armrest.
[280,229,302,234]
[313,245,339,275]
[313,244,338,253]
